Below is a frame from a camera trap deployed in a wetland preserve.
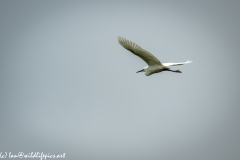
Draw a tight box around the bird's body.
[118,36,192,76]
[142,65,169,76]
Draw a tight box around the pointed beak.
[136,69,144,73]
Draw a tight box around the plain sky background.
[0,0,240,160]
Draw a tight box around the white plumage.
[118,36,192,76]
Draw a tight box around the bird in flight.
[118,36,192,76]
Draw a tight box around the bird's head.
[136,66,148,73]
[136,69,144,73]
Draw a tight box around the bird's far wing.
[162,60,193,66]
[118,36,162,66]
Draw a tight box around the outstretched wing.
[162,60,193,66]
[118,36,162,66]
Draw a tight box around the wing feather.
[162,60,192,66]
[118,37,162,66]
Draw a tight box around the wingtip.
[118,36,126,43]
[186,60,193,63]
[118,36,122,41]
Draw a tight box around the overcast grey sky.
[0,0,240,160]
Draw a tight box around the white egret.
[118,36,192,76]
